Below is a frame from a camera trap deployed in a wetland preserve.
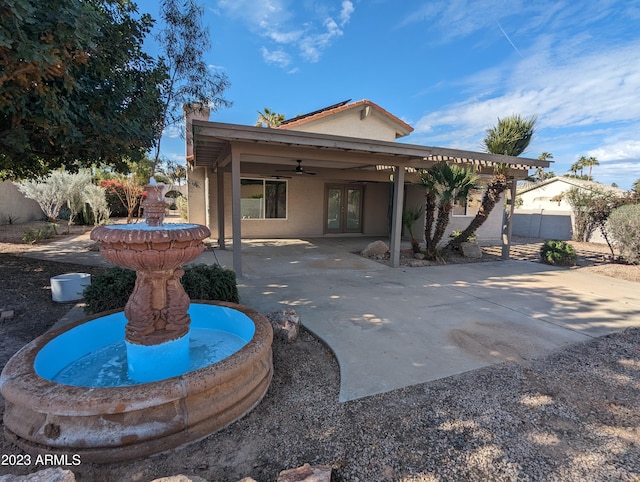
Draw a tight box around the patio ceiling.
[189,121,551,176]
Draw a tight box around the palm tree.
[446,114,537,251]
[255,108,285,128]
[533,152,554,181]
[419,162,479,258]
[582,156,599,179]
[402,204,424,253]
[568,161,582,178]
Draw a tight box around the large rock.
[0,468,75,482]
[265,309,301,343]
[361,240,389,257]
[152,476,208,482]
[461,241,483,258]
[277,463,332,482]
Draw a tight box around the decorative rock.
[461,241,483,258]
[1,309,14,320]
[0,468,75,482]
[265,309,301,343]
[277,463,332,482]
[361,240,389,257]
[407,259,429,267]
[236,478,258,482]
[414,252,426,260]
[151,476,208,482]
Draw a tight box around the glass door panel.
[345,188,362,232]
[326,188,342,232]
[325,185,363,234]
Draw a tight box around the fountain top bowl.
[90,222,211,245]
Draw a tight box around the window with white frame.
[452,187,483,216]
[240,179,287,219]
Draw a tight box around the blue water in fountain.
[35,304,255,387]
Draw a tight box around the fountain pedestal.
[90,180,210,382]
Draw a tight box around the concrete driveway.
[199,238,640,402]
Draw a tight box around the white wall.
[0,181,43,223]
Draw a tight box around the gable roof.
[278,99,414,138]
[517,176,625,195]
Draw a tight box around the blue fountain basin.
[35,304,256,387]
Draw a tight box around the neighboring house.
[0,181,43,224]
[185,99,548,274]
[514,177,627,241]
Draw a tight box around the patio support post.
[501,178,517,259]
[231,145,242,277]
[204,167,211,229]
[216,164,225,249]
[389,166,405,268]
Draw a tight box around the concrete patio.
[26,234,640,402]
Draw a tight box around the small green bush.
[606,204,640,264]
[540,240,577,266]
[21,224,56,244]
[84,264,239,314]
[83,267,137,313]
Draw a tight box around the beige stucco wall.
[199,172,392,239]
[284,109,401,142]
[0,181,43,223]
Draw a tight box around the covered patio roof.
[189,121,550,174]
[187,120,551,276]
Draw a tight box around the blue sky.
[137,0,640,190]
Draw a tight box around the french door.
[325,185,363,234]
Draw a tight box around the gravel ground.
[0,223,639,481]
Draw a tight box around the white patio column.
[230,145,242,277]
[389,166,405,268]
[501,178,517,259]
[216,165,225,249]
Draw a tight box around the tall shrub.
[15,170,81,222]
[606,204,640,264]
[83,184,111,225]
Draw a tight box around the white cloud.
[217,0,355,67]
[163,125,183,139]
[339,1,355,26]
[414,40,640,147]
[261,47,292,68]
[588,140,640,162]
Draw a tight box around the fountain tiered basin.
[0,180,273,462]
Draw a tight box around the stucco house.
[514,177,627,241]
[184,99,548,275]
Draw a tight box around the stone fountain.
[0,178,273,462]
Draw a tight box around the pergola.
[187,120,550,276]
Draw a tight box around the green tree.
[152,0,231,172]
[418,162,479,258]
[447,114,537,251]
[0,0,166,180]
[255,108,286,127]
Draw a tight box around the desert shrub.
[83,267,138,313]
[606,204,640,264]
[182,264,239,303]
[21,224,57,243]
[84,264,239,314]
[540,239,577,266]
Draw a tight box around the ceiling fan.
[276,159,317,176]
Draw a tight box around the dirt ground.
[0,221,639,481]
